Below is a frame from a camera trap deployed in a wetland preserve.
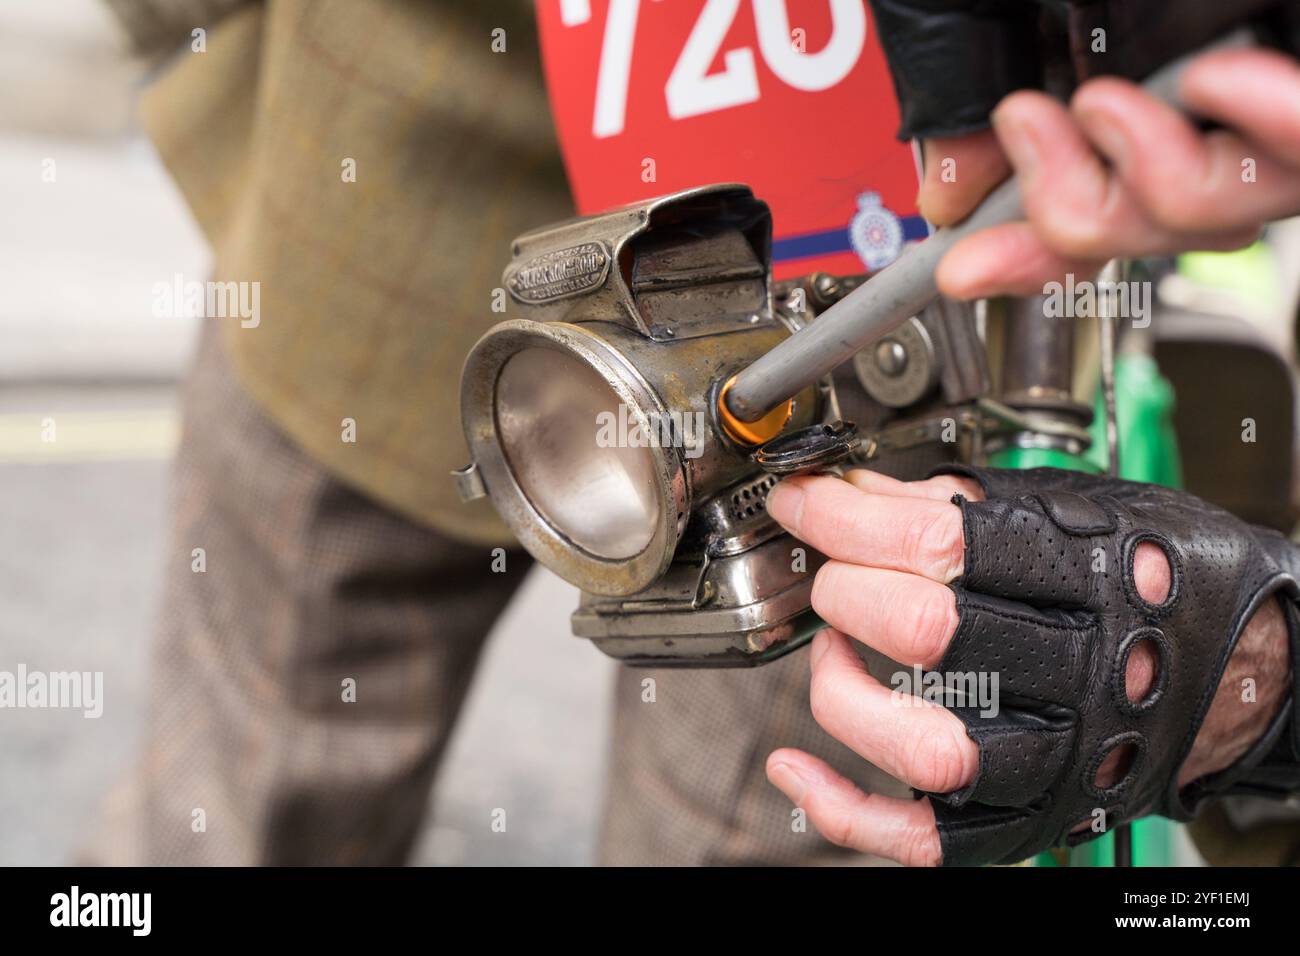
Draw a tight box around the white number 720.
[566,0,867,139]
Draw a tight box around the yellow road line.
[0,410,179,462]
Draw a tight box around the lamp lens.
[495,347,661,560]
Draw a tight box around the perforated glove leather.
[925,465,1300,866]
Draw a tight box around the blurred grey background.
[0,0,613,866]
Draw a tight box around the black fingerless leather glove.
[866,0,1041,140]
[924,465,1300,866]
[866,0,1297,141]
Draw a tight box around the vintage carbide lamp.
[456,184,990,666]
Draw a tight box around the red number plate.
[536,0,926,279]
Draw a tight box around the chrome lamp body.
[457,184,991,666]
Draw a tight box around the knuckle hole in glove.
[1133,542,1171,604]
[1113,627,1169,714]
[1093,742,1137,790]
[1086,732,1145,797]
[1123,533,1180,615]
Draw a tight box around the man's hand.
[763,469,1293,866]
[919,48,1300,299]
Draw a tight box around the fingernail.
[991,105,1040,176]
[810,627,832,667]
[765,481,803,528]
[768,762,808,805]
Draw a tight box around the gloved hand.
[924,465,1300,864]
[764,467,1300,866]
